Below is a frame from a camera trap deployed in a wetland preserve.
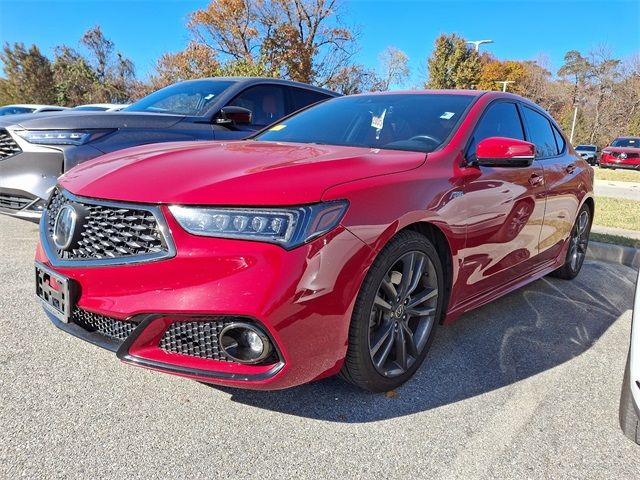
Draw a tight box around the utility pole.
[465,39,494,52]
[569,106,578,144]
[495,80,515,92]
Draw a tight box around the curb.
[587,241,640,269]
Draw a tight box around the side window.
[227,85,286,127]
[551,124,566,154]
[289,88,331,112]
[467,102,524,159]
[522,106,558,158]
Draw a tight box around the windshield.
[255,94,475,153]
[125,80,235,116]
[0,106,35,116]
[576,145,596,151]
[73,106,109,111]
[611,138,640,148]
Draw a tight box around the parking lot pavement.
[1,214,639,479]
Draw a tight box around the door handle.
[565,163,576,174]
[528,173,544,186]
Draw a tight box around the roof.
[176,77,338,96]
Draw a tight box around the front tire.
[339,230,445,392]
[550,203,591,280]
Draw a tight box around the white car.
[72,103,130,112]
[620,266,640,444]
[0,104,69,116]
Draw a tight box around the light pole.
[495,80,515,92]
[465,39,494,52]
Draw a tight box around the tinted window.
[522,107,557,158]
[611,138,640,148]
[552,124,566,154]
[228,85,286,126]
[467,102,524,160]
[576,145,596,151]
[256,94,474,153]
[0,106,34,115]
[126,80,235,116]
[290,87,332,111]
[73,106,109,111]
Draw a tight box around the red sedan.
[35,91,594,392]
[600,137,640,170]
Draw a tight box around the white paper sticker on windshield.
[440,111,455,120]
[371,109,387,130]
[204,94,215,100]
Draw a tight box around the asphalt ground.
[1,214,639,479]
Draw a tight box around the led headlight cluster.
[169,201,348,249]
[16,130,113,146]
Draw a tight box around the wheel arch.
[402,221,454,324]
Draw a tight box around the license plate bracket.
[35,262,75,323]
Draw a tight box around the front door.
[458,101,546,303]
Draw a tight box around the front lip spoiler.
[41,305,122,352]
[41,305,286,383]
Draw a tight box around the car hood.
[60,140,427,205]
[3,111,185,129]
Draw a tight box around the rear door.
[458,100,546,303]
[520,105,581,263]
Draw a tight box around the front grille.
[0,193,32,210]
[45,188,171,263]
[0,129,21,160]
[72,307,137,342]
[611,151,640,159]
[159,320,233,361]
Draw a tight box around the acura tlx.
[35,91,594,392]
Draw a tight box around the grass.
[594,168,640,183]
[590,232,640,249]
[594,197,640,231]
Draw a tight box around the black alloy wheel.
[340,230,444,392]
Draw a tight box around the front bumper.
[600,155,640,170]
[0,129,104,220]
[36,207,372,390]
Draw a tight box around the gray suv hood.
[1,111,186,130]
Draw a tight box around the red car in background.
[35,91,594,392]
[600,137,640,170]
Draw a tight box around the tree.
[558,50,590,106]
[477,60,527,92]
[378,46,410,90]
[147,42,222,91]
[324,64,380,94]
[426,34,480,89]
[52,45,97,105]
[0,43,55,105]
[186,0,356,87]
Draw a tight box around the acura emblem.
[53,204,78,250]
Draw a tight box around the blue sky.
[1,0,639,87]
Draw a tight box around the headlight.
[16,129,113,145]
[169,201,348,249]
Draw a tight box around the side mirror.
[475,137,535,168]
[215,106,252,126]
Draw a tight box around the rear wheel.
[339,230,445,392]
[550,203,591,280]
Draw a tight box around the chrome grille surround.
[0,129,21,160]
[41,188,176,267]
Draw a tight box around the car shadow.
[212,260,636,423]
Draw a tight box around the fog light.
[219,322,272,364]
